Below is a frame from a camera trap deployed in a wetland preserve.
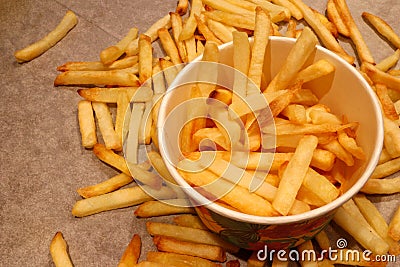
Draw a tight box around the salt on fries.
[15,11,77,63]
[50,0,400,266]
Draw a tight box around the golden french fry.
[388,69,400,76]
[378,148,391,165]
[333,0,374,64]
[126,161,164,190]
[326,0,350,37]
[15,11,78,63]
[293,59,335,84]
[361,177,400,194]
[153,236,227,262]
[125,102,144,164]
[285,19,297,38]
[231,31,250,107]
[302,167,340,204]
[72,185,175,217]
[138,34,153,84]
[247,0,291,21]
[184,34,197,62]
[194,15,223,45]
[272,135,318,215]
[376,84,399,121]
[77,173,133,198]
[322,139,354,166]
[206,19,233,44]
[115,91,130,143]
[134,199,195,217]
[54,70,140,87]
[146,222,239,253]
[202,0,253,16]
[281,104,307,124]
[92,102,122,150]
[93,143,129,174]
[362,12,400,49]
[363,62,400,91]
[197,42,219,96]
[118,234,141,267]
[247,7,271,94]
[176,0,189,15]
[292,89,319,105]
[314,230,330,251]
[271,0,303,20]
[297,240,318,267]
[389,206,400,241]
[353,194,400,255]
[371,156,400,179]
[78,87,152,103]
[264,121,356,136]
[382,116,400,158]
[146,251,220,267]
[170,12,188,63]
[158,28,183,66]
[179,0,203,41]
[139,101,153,145]
[265,27,318,93]
[77,100,97,148]
[288,0,354,64]
[57,61,108,71]
[312,8,338,38]
[108,56,139,70]
[50,232,74,267]
[100,27,138,65]
[376,49,400,72]
[173,214,208,230]
[125,14,171,56]
[337,131,366,160]
[204,10,256,30]
[333,206,389,255]
[160,59,179,86]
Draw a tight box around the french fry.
[147,150,176,184]
[176,0,189,15]
[293,59,335,84]
[134,199,195,217]
[57,61,108,72]
[138,34,153,84]
[118,234,141,267]
[333,0,374,64]
[371,156,400,179]
[196,39,205,56]
[337,131,366,160]
[100,27,138,65]
[272,135,318,215]
[382,116,400,158]
[115,91,130,143]
[302,167,340,204]
[378,148,391,165]
[139,101,153,145]
[170,12,188,63]
[231,31,250,107]
[204,10,255,30]
[326,0,350,37]
[288,0,354,64]
[158,28,183,66]
[173,214,208,230]
[247,7,271,94]
[15,11,78,63]
[197,42,219,96]
[146,222,239,253]
[314,230,330,251]
[109,56,139,70]
[193,127,229,151]
[247,0,291,22]
[271,0,303,20]
[93,143,129,174]
[77,100,97,148]
[292,89,319,106]
[194,15,223,45]
[206,19,233,44]
[202,0,253,17]
[375,83,399,121]
[77,173,133,198]
[153,236,227,262]
[297,240,318,267]
[363,62,400,91]
[333,207,389,255]
[146,251,220,267]
[50,232,73,267]
[265,27,318,93]
[353,194,400,255]
[72,185,175,217]
[375,49,400,72]
[185,34,197,62]
[78,87,152,103]
[361,177,400,194]
[285,19,297,38]
[322,139,354,166]
[362,12,400,49]
[126,14,171,56]
[125,102,144,164]
[54,70,140,87]
[179,0,203,41]
[92,102,122,150]
[160,58,179,86]
[126,161,163,190]
[389,206,400,241]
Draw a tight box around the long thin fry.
[77,173,133,198]
[100,27,138,65]
[15,11,78,63]
[50,232,74,267]
[118,234,141,267]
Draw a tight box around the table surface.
[1,0,399,266]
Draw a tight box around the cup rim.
[158,36,384,225]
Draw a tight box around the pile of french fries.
[43,0,400,265]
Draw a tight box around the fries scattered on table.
[47,0,400,266]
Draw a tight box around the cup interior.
[158,36,383,225]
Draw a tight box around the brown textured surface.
[0,0,399,266]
